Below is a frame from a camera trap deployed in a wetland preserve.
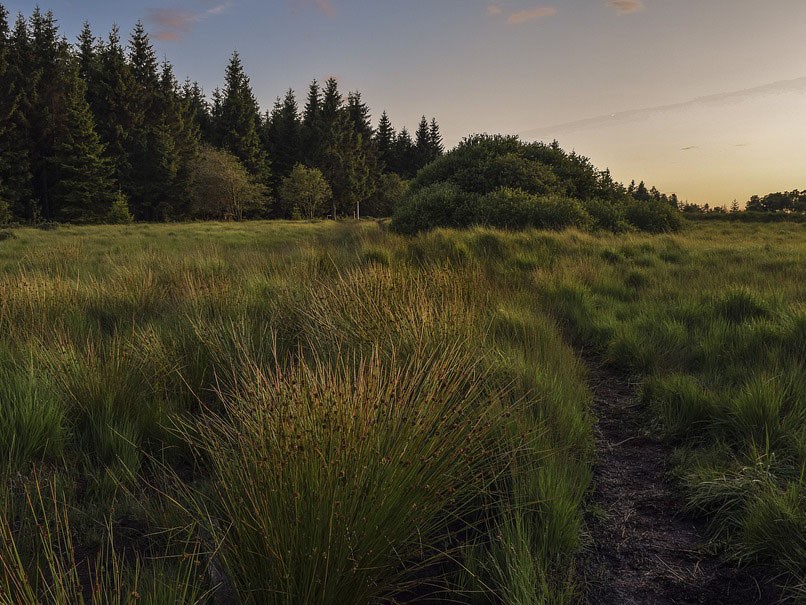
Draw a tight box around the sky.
[4,0,806,206]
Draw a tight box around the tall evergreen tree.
[393,127,416,178]
[0,6,34,220]
[49,60,115,221]
[301,79,322,166]
[428,117,443,158]
[346,91,373,138]
[212,51,270,185]
[263,89,302,186]
[94,25,137,194]
[182,79,211,142]
[414,115,431,169]
[375,111,395,171]
[126,21,172,219]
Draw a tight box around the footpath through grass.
[530,220,805,599]
[0,219,803,602]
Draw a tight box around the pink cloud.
[296,0,335,17]
[607,0,644,14]
[487,4,503,16]
[147,2,232,42]
[507,6,557,25]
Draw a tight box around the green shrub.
[391,182,479,234]
[108,192,134,224]
[584,198,631,232]
[623,199,683,232]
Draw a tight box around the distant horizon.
[3,0,805,206]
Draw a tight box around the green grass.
[1,219,802,601]
[0,220,591,603]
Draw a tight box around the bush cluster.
[393,184,681,235]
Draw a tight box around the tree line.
[0,6,444,225]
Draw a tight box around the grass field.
[0,219,803,602]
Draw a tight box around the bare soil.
[582,361,786,605]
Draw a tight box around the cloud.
[148,1,232,42]
[521,76,806,139]
[606,0,645,14]
[507,6,557,25]
[487,4,503,16]
[296,0,335,17]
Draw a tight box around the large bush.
[362,173,409,218]
[394,134,682,235]
[623,198,683,233]
[476,188,592,231]
[410,134,607,199]
[391,183,480,235]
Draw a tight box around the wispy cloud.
[606,0,645,15]
[148,1,233,42]
[296,0,335,17]
[521,77,806,139]
[507,6,557,25]
[487,4,503,16]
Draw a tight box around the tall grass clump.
[0,351,64,471]
[0,474,211,604]
[182,341,520,603]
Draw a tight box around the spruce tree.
[49,61,115,222]
[301,79,322,166]
[375,111,395,171]
[264,89,302,187]
[213,51,270,186]
[428,118,444,158]
[126,21,172,219]
[94,25,138,195]
[182,79,212,142]
[346,91,373,138]
[414,115,431,170]
[0,6,34,220]
[393,127,416,178]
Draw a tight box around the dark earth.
[582,360,787,605]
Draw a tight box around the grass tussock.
[0,221,592,603]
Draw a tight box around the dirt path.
[582,361,785,605]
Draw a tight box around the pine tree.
[49,61,115,222]
[182,79,211,142]
[0,6,34,220]
[301,79,322,166]
[263,89,301,186]
[346,91,373,138]
[392,127,416,178]
[126,21,172,219]
[428,117,443,158]
[94,25,137,194]
[320,77,342,126]
[375,111,395,171]
[634,180,650,202]
[212,51,270,186]
[414,115,431,169]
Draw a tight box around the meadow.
[0,219,803,602]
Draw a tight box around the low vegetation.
[0,221,592,603]
[391,135,682,235]
[1,218,803,602]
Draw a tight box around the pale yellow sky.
[522,78,806,206]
